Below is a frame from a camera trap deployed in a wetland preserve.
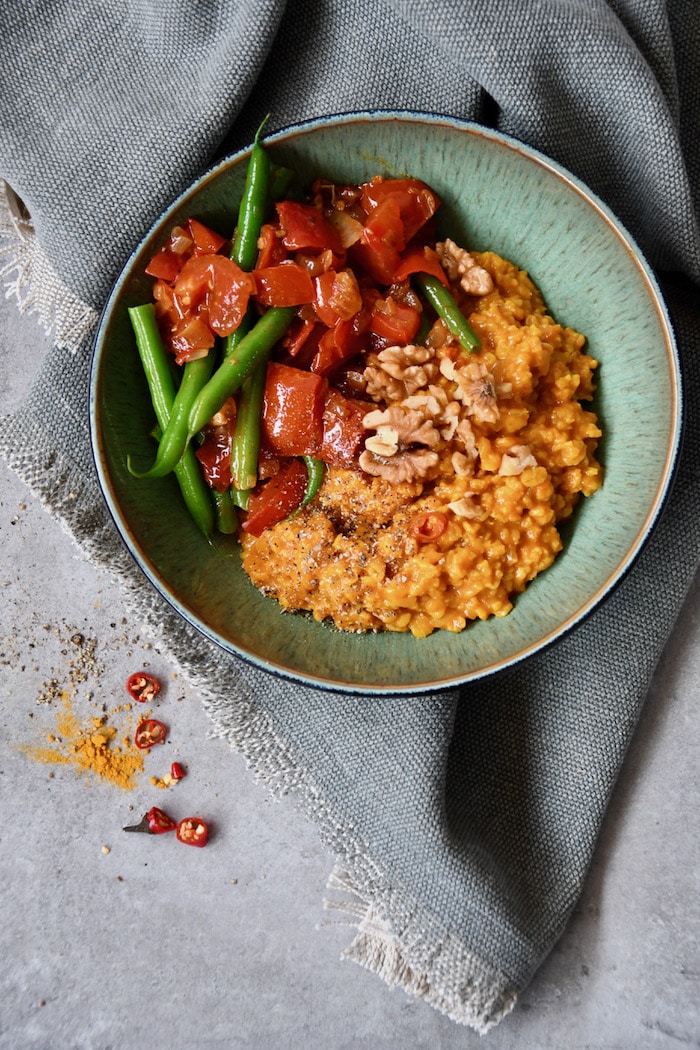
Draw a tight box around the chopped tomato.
[369,295,421,344]
[360,177,441,242]
[242,458,309,536]
[145,247,183,282]
[261,362,328,457]
[256,222,288,268]
[313,269,363,326]
[253,261,316,307]
[188,217,227,255]
[282,317,318,359]
[319,389,368,466]
[393,244,450,288]
[174,255,255,337]
[170,316,215,364]
[195,425,233,491]
[311,312,369,376]
[195,397,236,490]
[350,196,404,284]
[276,200,344,253]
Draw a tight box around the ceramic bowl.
[90,111,682,694]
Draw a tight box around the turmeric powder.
[22,694,145,790]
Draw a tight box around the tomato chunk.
[393,244,450,288]
[145,247,183,282]
[195,398,236,491]
[170,315,215,365]
[360,177,441,242]
[253,261,316,307]
[276,200,344,253]
[174,255,255,337]
[369,295,421,344]
[256,222,288,268]
[319,389,368,466]
[188,217,227,255]
[242,458,309,536]
[261,362,328,457]
[313,268,363,326]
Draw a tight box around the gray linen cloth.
[1,0,698,1032]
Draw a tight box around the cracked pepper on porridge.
[133,149,602,638]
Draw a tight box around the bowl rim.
[90,109,683,695]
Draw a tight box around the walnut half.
[361,403,441,483]
[435,238,494,296]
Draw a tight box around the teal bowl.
[90,111,682,694]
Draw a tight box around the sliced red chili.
[147,806,177,833]
[176,817,209,848]
[134,719,167,749]
[170,762,186,781]
[122,806,176,835]
[126,672,161,703]
[409,511,449,543]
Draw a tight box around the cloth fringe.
[0,180,98,349]
[323,868,518,1034]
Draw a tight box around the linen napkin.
[1,0,698,1032]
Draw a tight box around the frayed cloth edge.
[0,410,518,1034]
[0,180,98,349]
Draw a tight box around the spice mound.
[22,696,145,790]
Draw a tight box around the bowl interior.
[91,112,681,694]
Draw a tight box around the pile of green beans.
[127,303,215,538]
[127,122,481,540]
[127,118,319,538]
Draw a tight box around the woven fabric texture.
[1,0,698,1032]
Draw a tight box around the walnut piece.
[363,405,441,449]
[435,238,494,296]
[359,448,440,483]
[361,402,442,483]
[440,357,499,423]
[498,444,538,476]
[447,494,484,519]
[364,344,439,402]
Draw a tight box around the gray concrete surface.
[1,291,698,1050]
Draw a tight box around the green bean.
[286,457,325,522]
[230,360,267,508]
[212,487,239,534]
[127,350,215,478]
[231,116,270,272]
[300,456,324,506]
[415,309,432,346]
[413,272,481,352]
[187,305,296,441]
[128,304,215,537]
